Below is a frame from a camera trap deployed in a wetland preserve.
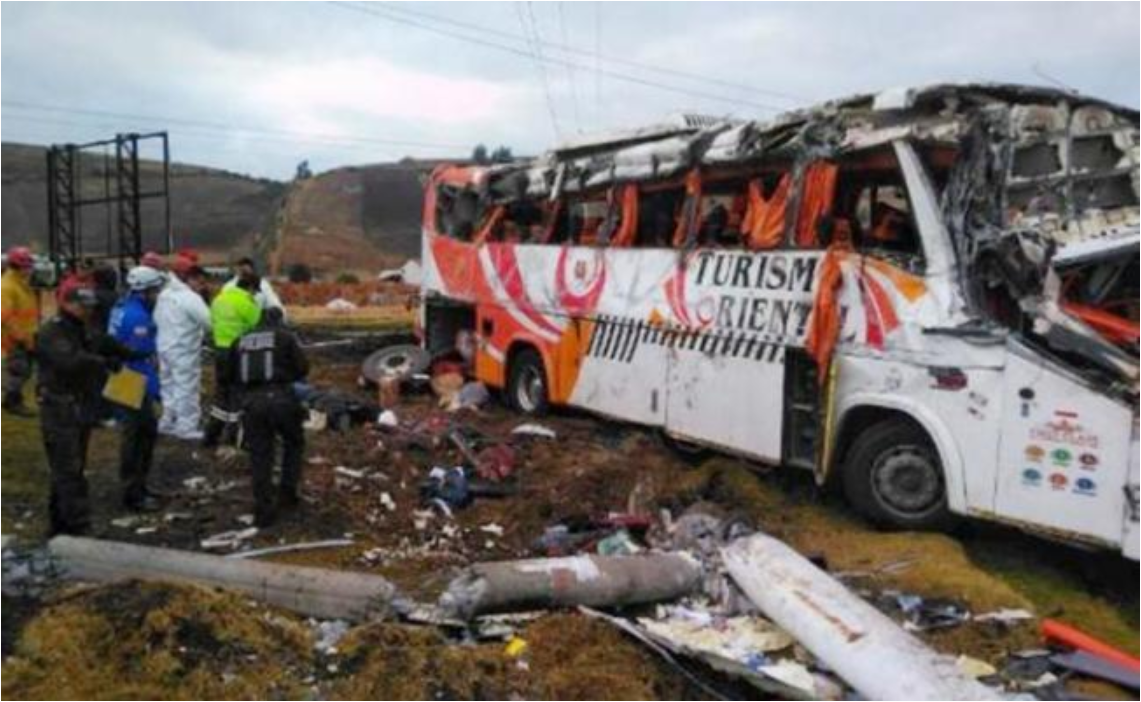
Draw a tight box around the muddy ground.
[2,340,1137,699]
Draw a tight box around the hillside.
[1,142,287,260]
[269,160,432,277]
[2,143,442,274]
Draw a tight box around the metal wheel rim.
[870,444,942,516]
[516,366,544,412]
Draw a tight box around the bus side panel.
[834,353,1005,516]
[994,348,1134,547]
[568,316,669,426]
[665,343,786,463]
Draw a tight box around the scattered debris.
[722,532,1000,700]
[200,527,259,551]
[510,423,558,440]
[311,618,351,655]
[973,608,1035,624]
[883,590,972,632]
[325,297,358,312]
[377,409,399,428]
[1050,650,1139,690]
[227,538,356,560]
[360,344,431,385]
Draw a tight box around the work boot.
[278,490,301,514]
[123,494,163,513]
[49,516,91,537]
[254,507,277,529]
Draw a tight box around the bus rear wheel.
[842,419,953,531]
[507,348,549,415]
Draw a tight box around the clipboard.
[102,367,147,410]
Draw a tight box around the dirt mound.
[1,580,313,699]
[271,163,429,277]
[1,580,692,701]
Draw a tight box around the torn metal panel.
[722,533,1005,701]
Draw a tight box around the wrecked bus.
[419,84,1140,559]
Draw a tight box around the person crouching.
[227,308,308,527]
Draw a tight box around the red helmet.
[6,246,34,270]
[171,251,200,276]
[56,273,98,307]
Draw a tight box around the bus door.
[664,333,787,462]
[994,343,1134,545]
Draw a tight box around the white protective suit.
[155,274,212,436]
[223,276,286,318]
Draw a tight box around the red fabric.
[796,162,839,249]
[743,176,790,250]
[610,184,640,248]
[1061,301,1140,345]
[804,240,849,381]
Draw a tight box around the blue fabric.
[108,293,160,399]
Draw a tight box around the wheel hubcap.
[516,367,544,412]
[871,445,941,515]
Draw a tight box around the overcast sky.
[3,1,1138,180]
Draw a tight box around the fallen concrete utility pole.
[722,534,1002,701]
[439,552,702,620]
[49,536,405,622]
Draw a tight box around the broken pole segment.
[439,552,702,620]
[48,536,406,622]
[721,533,1003,701]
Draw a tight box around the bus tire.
[842,419,953,531]
[507,348,549,415]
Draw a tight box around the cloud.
[2,2,1137,179]
[247,56,523,129]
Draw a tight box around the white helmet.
[126,265,165,292]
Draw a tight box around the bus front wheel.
[507,348,549,415]
[842,419,953,531]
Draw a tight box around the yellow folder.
[102,368,147,411]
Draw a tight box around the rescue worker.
[155,252,211,439]
[89,264,120,333]
[224,257,285,316]
[108,266,165,511]
[2,246,39,415]
[227,307,308,527]
[203,273,262,447]
[36,276,133,534]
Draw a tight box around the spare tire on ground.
[360,344,431,385]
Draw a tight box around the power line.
[556,1,584,133]
[1,99,468,150]
[518,1,562,139]
[328,1,787,113]
[1,108,459,157]
[371,0,809,104]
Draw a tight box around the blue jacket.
[108,293,160,399]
